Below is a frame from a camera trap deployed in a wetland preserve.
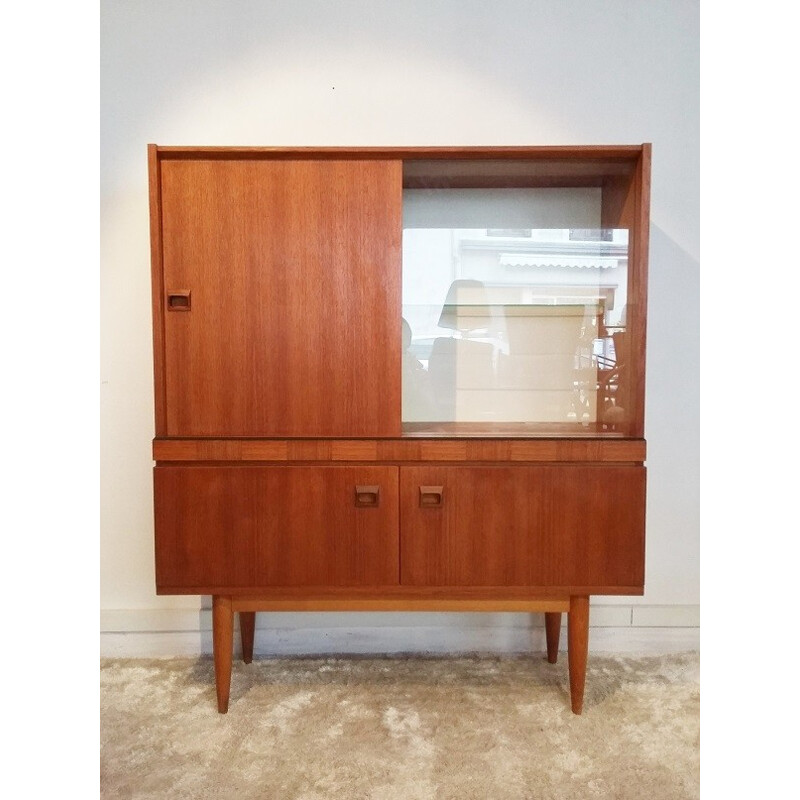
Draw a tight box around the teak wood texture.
[152,437,646,463]
[212,596,233,713]
[154,463,645,593]
[155,157,402,437]
[545,612,562,664]
[155,465,400,589]
[400,466,645,588]
[568,596,590,714]
[148,144,651,715]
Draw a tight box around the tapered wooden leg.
[212,595,234,713]
[240,611,256,664]
[568,595,590,715]
[544,612,562,663]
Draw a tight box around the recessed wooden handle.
[167,290,191,311]
[419,486,444,508]
[355,485,380,507]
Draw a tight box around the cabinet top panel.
[150,144,649,161]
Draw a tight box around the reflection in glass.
[402,220,629,432]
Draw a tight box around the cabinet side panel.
[159,159,402,437]
[628,145,651,437]
[148,145,167,434]
[600,145,650,438]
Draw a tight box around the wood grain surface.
[230,596,571,612]
[152,437,646,463]
[628,144,651,438]
[212,595,233,713]
[155,466,400,588]
[154,145,646,160]
[239,611,255,664]
[545,611,562,663]
[568,595,590,714]
[400,465,645,588]
[156,584,642,597]
[157,158,402,437]
[148,144,168,434]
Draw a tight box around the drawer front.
[400,465,645,589]
[155,466,399,590]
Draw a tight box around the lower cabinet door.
[155,466,399,590]
[400,465,645,589]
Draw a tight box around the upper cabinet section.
[150,153,403,437]
[149,146,649,440]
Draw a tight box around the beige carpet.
[100,652,699,799]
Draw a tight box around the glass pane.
[402,187,629,434]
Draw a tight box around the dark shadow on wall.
[643,224,699,592]
[645,224,699,442]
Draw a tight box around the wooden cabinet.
[149,145,651,714]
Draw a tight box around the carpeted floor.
[100,652,699,799]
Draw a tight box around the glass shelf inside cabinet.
[401,185,631,436]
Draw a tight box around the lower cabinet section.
[400,465,645,588]
[154,463,645,592]
[154,466,400,589]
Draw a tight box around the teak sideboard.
[148,144,650,714]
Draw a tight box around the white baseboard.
[100,605,700,658]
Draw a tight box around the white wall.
[100,0,699,652]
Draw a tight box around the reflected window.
[402,189,629,432]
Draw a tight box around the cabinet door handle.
[355,485,380,507]
[167,290,191,311]
[419,486,444,508]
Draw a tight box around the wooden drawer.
[400,465,645,589]
[154,466,399,590]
